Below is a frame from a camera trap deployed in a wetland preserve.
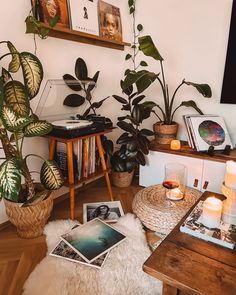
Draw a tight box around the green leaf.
[40,160,64,190]
[140,61,148,67]
[117,121,136,134]
[90,97,108,109]
[118,115,139,125]
[39,27,49,39]
[7,42,20,73]
[0,159,21,201]
[138,35,164,61]
[125,54,132,60]
[137,24,143,31]
[180,100,204,114]
[22,190,50,207]
[128,0,134,8]
[63,74,82,91]
[20,52,43,99]
[1,106,32,132]
[131,105,142,123]
[24,121,52,137]
[63,94,85,107]
[139,128,154,136]
[184,81,212,98]
[49,14,59,27]
[113,95,127,104]
[2,68,11,84]
[136,151,146,166]
[87,71,99,92]
[0,77,4,111]
[4,81,30,116]
[120,79,133,96]
[132,95,145,105]
[116,132,130,144]
[10,130,24,143]
[75,58,88,80]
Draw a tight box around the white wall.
[0,0,235,223]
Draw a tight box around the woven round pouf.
[132,185,201,234]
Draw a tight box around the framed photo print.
[32,0,70,28]
[69,0,99,35]
[98,1,122,42]
[83,201,124,223]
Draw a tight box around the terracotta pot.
[4,194,53,239]
[112,170,134,187]
[153,122,179,145]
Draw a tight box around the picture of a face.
[105,13,118,37]
[46,0,58,18]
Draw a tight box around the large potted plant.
[123,35,212,144]
[0,41,64,238]
[111,82,154,187]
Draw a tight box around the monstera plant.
[0,41,64,238]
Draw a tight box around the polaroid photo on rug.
[69,0,99,35]
[61,218,126,263]
[32,0,71,28]
[189,116,233,151]
[98,1,122,42]
[83,201,124,223]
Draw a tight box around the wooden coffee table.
[143,191,236,295]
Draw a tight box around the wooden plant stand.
[47,130,114,219]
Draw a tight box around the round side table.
[132,185,201,235]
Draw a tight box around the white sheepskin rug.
[23,214,162,295]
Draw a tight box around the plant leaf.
[75,58,88,80]
[0,159,21,201]
[132,95,145,105]
[24,121,52,137]
[63,94,85,107]
[184,81,212,98]
[140,61,148,67]
[7,42,20,73]
[49,14,59,27]
[137,24,143,31]
[138,35,164,61]
[139,128,154,136]
[4,81,30,116]
[136,151,146,166]
[87,71,99,92]
[2,68,11,84]
[40,160,64,190]
[179,100,204,114]
[20,52,43,99]
[63,74,82,91]
[1,106,32,131]
[117,121,136,134]
[131,105,142,123]
[113,95,127,104]
[120,80,133,96]
[125,54,132,60]
[90,97,108,109]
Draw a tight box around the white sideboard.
[140,143,236,193]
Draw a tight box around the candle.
[225,160,236,189]
[170,140,181,150]
[166,188,183,200]
[202,197,222,228]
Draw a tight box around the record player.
[35,79,105,138]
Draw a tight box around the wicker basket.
[112,170,134,187]
[4,194,53,239]
[153,122,178,144]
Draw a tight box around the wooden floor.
[0,177,143,295]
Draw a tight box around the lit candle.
[202,197,222,228]
[225,160,236,189]
[170,140,181,150]
[166,188,183,200]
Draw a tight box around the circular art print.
[198,120,225,146]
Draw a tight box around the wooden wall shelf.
[41,24,131,50]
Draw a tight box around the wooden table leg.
[66,141,75,220]
[163,283,178,295]
[95,135,114,201]
[48,139,57,160]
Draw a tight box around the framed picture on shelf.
[83,201,124,223]
[69,0,99,35]
[32,0,71,28]
[98,1,122,42]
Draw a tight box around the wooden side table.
[143,191,236,295]
[47,130,114,219]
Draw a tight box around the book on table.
[180,201,236,249]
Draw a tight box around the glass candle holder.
[162,163,186,200]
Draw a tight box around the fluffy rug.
[23,214,162,295]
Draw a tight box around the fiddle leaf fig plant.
[123,35,212,125]
[0,41,64,204]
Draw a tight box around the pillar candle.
[225,160,236,189]
[170,140,181,150]
[202,197,222,228]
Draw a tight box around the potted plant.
[111,82,154,187]
[123,35,212,144]
[0,41,64,238]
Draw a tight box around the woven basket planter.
[153,122,178,145]
[112,170,134,187]
[4,194,53,239]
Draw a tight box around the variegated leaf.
[7,42,20,73]
[4,81,30,116]
[0,77,3,111]
[40,160,64,190]
[1,106,32,131]
[2,68,11,85]
[0,158,21,201]
[22,190,50,207]
[20,52,43,99]
[10,130,24,143]
[24,121,52,137]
